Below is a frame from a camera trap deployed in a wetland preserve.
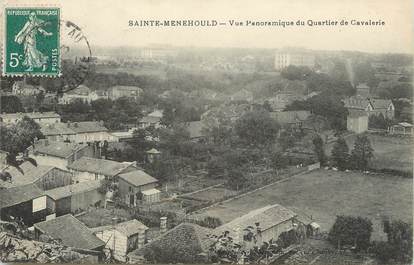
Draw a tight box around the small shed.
[389,122,413,135]
[118,170,160,206]
[93,219,148,261]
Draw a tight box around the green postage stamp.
[3,7,60,76]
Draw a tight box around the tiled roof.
[67,121,108,133]
[40,123,76,136]
[269,111,311,124]
[0,184,44,208]
[30,140,88,159]
[34,214,105,250]
[68,157,133,177]
[132,223,214,262]
[140,116,161,124]
[111,86,143,92]
[369,99,393,110]
[114,219,148,237]
[0,162,55,189]
[44,180,102,200]
[66,85,90,95]
[118,170,158,187]
[215,204,297,237]
[0,112,60,120]
[183,121,205,139]
[343,97,371,110]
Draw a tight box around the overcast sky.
[4,0,414,53]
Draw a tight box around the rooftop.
[118,170,158,187]
[67,121,108,133]
[269,111,311,124]
[30,140,88,159]
[68,157,134,177]
[0,161,55,189]
[183,121,205,139]
[215,204,297,237]
[34,214,105,250]
[140,115,161,124]
[0,183,44,209]
[40,122,76,136]
[115,219,148,237]
[44,180,102,200]
[131,223,214,262]
[0,112,60,120]
[111,85,143,92]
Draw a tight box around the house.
[40,122,76,142]
[0,161,72,190]
[67,157,137,182]
[67,121,115,143]
[34,214,105,251]
[28,139,95,170]
[146,148,161,163]
[267,93,304,111]
[0,184,51,226]
[343,97,394,119]
[129,223,214,263]
[0,112,61,125]
[389,122,413,135]
[109,86,143,100]
[58,85,102,104]
[12,81,45,96]
[44,180,104,216]
[347,110,368,134]
[118,170,160,206]
[183,121,206,142]
[369,99,395,119]
[93,219,149,261]
[214,204,297,248]
[270,111,311,129]
[138,116,162,129]
[274,52,315,71]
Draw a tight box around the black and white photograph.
[0,0,413,264]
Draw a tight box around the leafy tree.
[280,65,312,81]
[368,113,392,129]
[312,135,327,166]
[0,95,24,113]
[0,117,43,155]
[382,219,413,263]
[328,215,373,251]
[144,159,171,182]
[350,134,374,170]
[227,169,248,191]
[159,125,190,156]
[270,152,288,175]
[331,137,349,170]
[235,111,280,146]
[207,156,227,178]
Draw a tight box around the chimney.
[160,216,167,234]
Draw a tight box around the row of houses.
[59,85,144,104]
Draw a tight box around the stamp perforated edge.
[1,2,62,77]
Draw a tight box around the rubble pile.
[283,245,320,264]
[0,232,89,263]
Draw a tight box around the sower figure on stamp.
[14,12,53,72]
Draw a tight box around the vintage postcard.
[0,0,412,264]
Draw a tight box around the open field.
[325,133,413,173]
[192,169,412,241]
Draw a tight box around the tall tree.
[331,137,349,170]
[328,215,373,251]
[350,134,374,170]
[235,111,280,147]
[0,95,24,113]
